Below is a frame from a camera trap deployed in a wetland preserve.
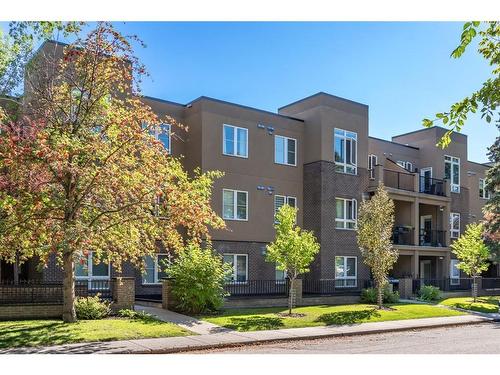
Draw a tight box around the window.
[274,195,297,222]
[397,160,413,172]
[368,154,377,179]
[445,155,460,193]
[154,124,171,153]
[450,212,460,239]
[223,189,248,221]
[335,256,357,287]
[275,266,286,284]
[479,178,491,199]
[142,254,170,284]
[223,254,248,282]
[223,124,248,158]
[335,198,357,229]
[450,259,460,285]
[334,128,357,174]
[75,251,110,289]
[274,135,297,166]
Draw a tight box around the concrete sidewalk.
[0,314,490,354]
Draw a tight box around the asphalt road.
[186,322,500,354]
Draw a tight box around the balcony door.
[420,167,432,193]
[420,215,432,246]
[420,260,432,280]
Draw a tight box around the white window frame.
[154,123,171,154]
[75,251,110,289]
[142,254,170,285]
[450,212,460,239]
[274,195,297,222]
[368,154,377,179]
[275,266,287,284]
[223,254,248,283]
[274,135,297,166]
[222,189,248,221]
[397,160,413,172]
[335,256,358,288]
[223,124,248,158]
[450,259,460,285]
[479,178,491,199]
[445,155,460,193]
[335,197,357,230]
[334,128,357,175]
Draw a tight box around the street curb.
[141,317,492,354]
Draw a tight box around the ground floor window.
[223,254,248,282]
[275,266,286,284]
[335,256,357,287]
[450,259,460,285]
[75,251,110,289]
[142,254,170,284]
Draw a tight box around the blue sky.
[3,21,497,162]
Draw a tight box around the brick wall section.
[0,304,62,320]
[450,187,470,238]
[212,240,275,280]
[303,161,370,280]
[111,277,135,311]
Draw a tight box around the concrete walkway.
[133,305,232,335]
[0,314,490,354]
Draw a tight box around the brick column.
[398,277,414,299]
[112,277,135,311]
[162,278,178,310]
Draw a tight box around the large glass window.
[335,256,357,287]
[275,266,287,284]
[368,154,377,179]
[223,189,248,221]
[479,178,491,199]
[450,212,460,239]
[142,254,170,284]
[75,252,110,289]
[334,128,357,174]
[275,135,297,166]
[154,123,171,153]
[223,254,248,282]
[445,155,460,193]
[450,259,460,285]
[223,124,248,158]
[274,195,297,222]
[335,198,357,229]
[397,160,413,172]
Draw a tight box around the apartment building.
[0,41,495,298]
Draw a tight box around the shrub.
[117,309,158,322]
[167,242,230,314]
[75,295,111,320]
[361,287,400,304]
[418,285,441,301]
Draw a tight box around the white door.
[420,167,432,193]
[420,215,432,246]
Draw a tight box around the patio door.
[420,260,432,280]
[420,215,432,246]
[420,167,432,193]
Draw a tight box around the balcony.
[419,229,446,247]
[392,226,414,246]
[419,176,446,197]
[383,169,414,192]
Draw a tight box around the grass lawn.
[0,318,191,349]
[440,296,500,313]
[200,303,465,331]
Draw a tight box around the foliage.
[200,304,464,332]
[167,242,230,314]
[0,318,190,349]
[74,295,112,320]
[266,204,320,314]
[422,22,499,147]
[440,296,500,313]
[483,130,500,240]
[0,22,224,322]
[357,184,398,309]
[418,285,441,301]
[361,287,400,304]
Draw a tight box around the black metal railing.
[419,229,446,247]
[392,226,415,245]
[0,279,112,305]
[419,176,446,196]
[302,279,374,296]
[412,278,472,293]
[224,279,289,297]
[481,278,500,290]
[383,169,415,192]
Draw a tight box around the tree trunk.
[288,278,294,315]
[62,252,77,323]
[377,285,383,309]
[472,276,478,303]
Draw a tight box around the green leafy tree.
[422,21,499,241]
[451,223,490,302]
[357,184,398,309]
[0,23,224,322]
[167,242,230,314]
[266,204,320,315]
